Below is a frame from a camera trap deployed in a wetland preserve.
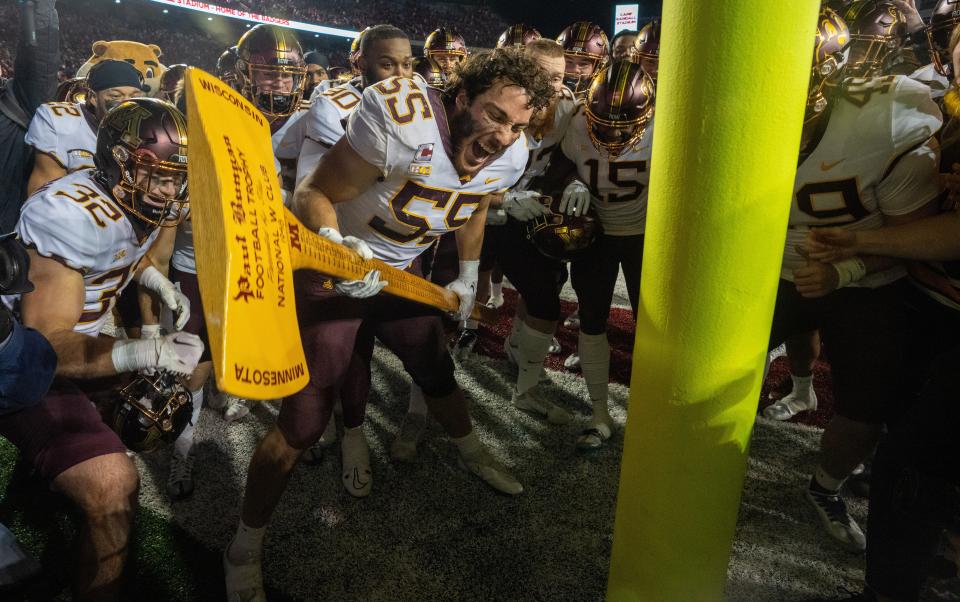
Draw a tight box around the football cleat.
[223,541,266,602]
[806,481,866,552]
[486,293,504,309]
[512,387,572,425]
[224,396,253,422]
[458,445,523,495]
[563,353,581,370]
[763,389,818,421]
[563,310,580,329]
[390,412,427,463]
[341,428,372,498]
[576,413,614,451]
[166,450,195,501]
[451,327,479,360]
[548,336,561,355]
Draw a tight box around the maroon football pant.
[0,378,127,482]
[571,233,644,335]
[277,271,457,449]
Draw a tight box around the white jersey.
[25,102,98,173]
[515,87,579,192]
[909,63,949,101]
[297,78,364,186]
[4,170,158,336]
[560,111,654,236]
[786,75,942,288]
[338,76,527,269]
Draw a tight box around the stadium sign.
[145,0,359,39]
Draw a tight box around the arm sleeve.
[12,0,60,117]
[876,137,943,217]
[344,86,392,176]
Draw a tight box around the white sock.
[491,282,503,298]
[451,430,481,456]
[407,383,428,416]
[229,518,266,564]
[579,332,610,412]
[791,374,813,396]
[814,466,845,492]
[513,321,554,395]
[173,388,203,459]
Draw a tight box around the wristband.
[832,257,867,288]
[458,260,480,282]
[111,338,158,374]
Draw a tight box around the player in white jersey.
[223,48,555,600]
[148,26,308,501]
[765,8,943,553]
[547,60,654,449]
[25,59,149,195]
[458,39,581,430]
[0,98,200,600]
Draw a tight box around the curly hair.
[443,47,555,111]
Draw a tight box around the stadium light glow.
[143,0,359,39]
[163,8,168,13]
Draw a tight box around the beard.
[449,108,475,160]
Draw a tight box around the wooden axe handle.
[284,208,491,322]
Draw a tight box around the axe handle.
[284,208,490,322]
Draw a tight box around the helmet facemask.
[241,63,307,121]
[111,146,188,228]
[586,110,651,158]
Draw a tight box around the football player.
[223,48,555,600]
[768,8,942,552]
[0,98,200,599]
[554,59,654,449]
[424,27,468,76]
[462,38,578,426]
[216,45,239,90]
[610,29,639,61]
[157,63,187,103]
[917,0,960,101]
[303,51,328,99]
[556,21,610,96]
[296,24,415,493]
[25,59,149,195]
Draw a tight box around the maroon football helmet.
[94,98,188,228]
[496,24,542,48]
[349,26,372,76]
[216,46,239,88]
[807,7,850,127]
[158,64,187,103]
[556,21,610,95]
[56,76,90,103]
[585,60,655,157]
[413,56,446,88]
[928,0,960,79]
[841,1,908,77]
[424,28,467,75]
[630,19,660,82]
[526,194,602,260]
[236,24,307,121]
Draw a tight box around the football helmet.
[55,77,90,104]
[216,46,239,88]
[807,7,850,126]
[496,24,542,48]
[841,1,908,77]
[556,21,610,94]
[630,19,660,83]
[526,194,602,260]
[158,64,187,103]
[413,56,446,88]
[584,60,655,157]
[350,26,372,76]
[111,371,193,453]
[424,28,468,74]
[928,0,960,79]
[236,24,307,121]
[94,98,188,228]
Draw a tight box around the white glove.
[445,260,479,321]
[140,324,162,339]
[139,265,191,330]
[486,208,508,226]
[111,332,205,377]
[558,180,591,216]
[500,190,549,221]
[317,227,388,298]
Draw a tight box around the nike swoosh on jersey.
[820,159,844,171]
[484,177,502,185]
